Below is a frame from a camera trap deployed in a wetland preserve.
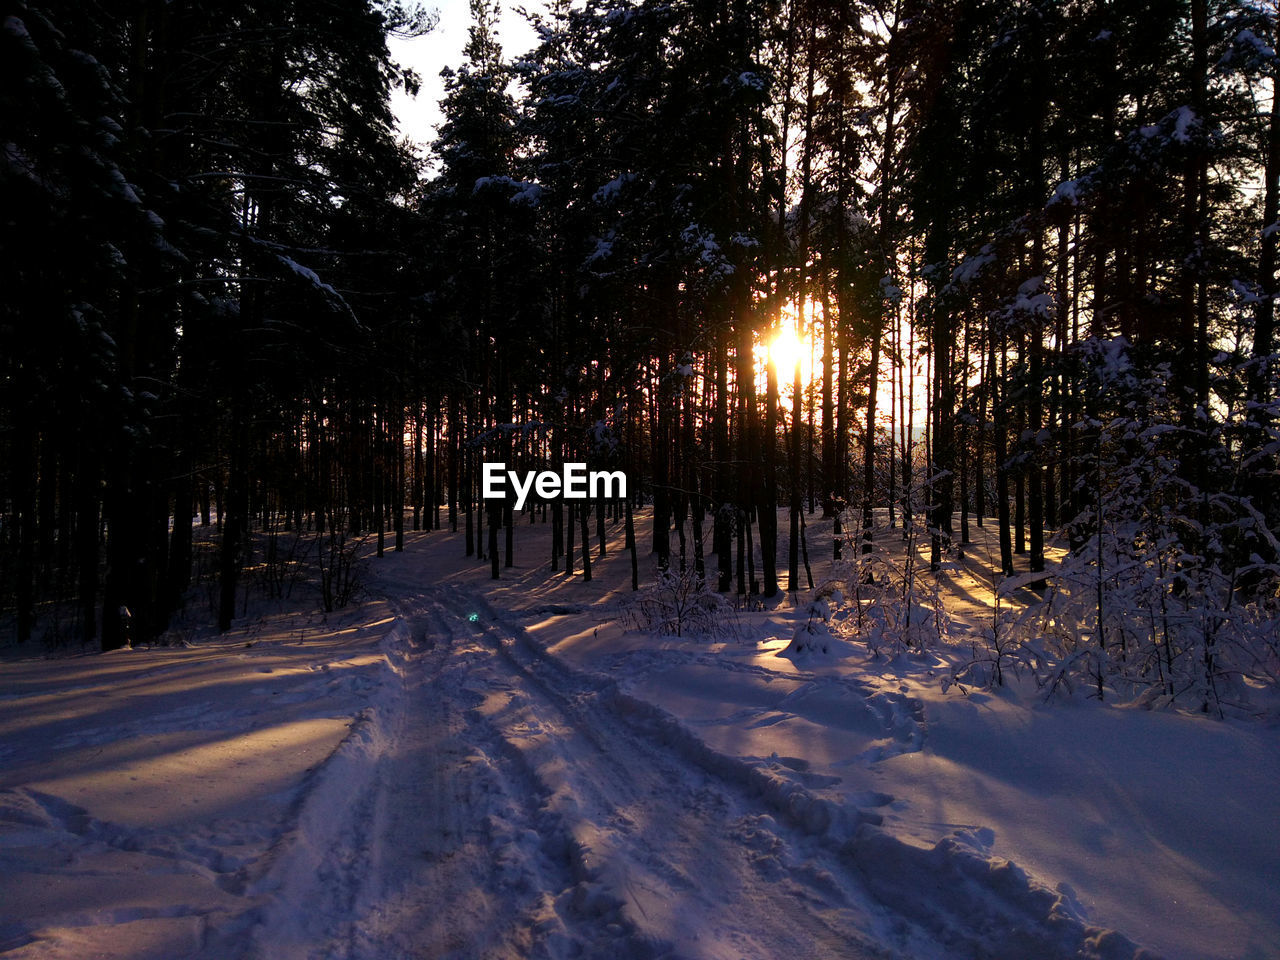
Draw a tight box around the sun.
[752,308,816,395]
[768,323,805,376]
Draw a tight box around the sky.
[388,1,540,150]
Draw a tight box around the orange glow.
[756,308,814,390]
[769,323,805,376]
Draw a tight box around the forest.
[3,0,1280,716]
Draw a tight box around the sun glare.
[756,312,814,390]
[770,324,804,375]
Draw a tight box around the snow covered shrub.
[258,530,307,600]
[621,568,739,640]
[318,530,365,612]
[1010,339,1280,713]
[785,614,837,654]
[778,600,860,660]
[840,532,950,658]
[944,570,1040,692]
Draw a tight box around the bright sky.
[388,1,541,150]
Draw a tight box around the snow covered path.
[306,551,1153,960]
[335,575,899,960]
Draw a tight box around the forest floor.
[1,510,1278,960]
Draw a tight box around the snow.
[473,175,543,206]
[1011,276,1054,318]
[1224,29,1276,69]
[1136,107,1199,147]
[1049,178,1082,207]
[951,245,996,286]
[278,254,339,297]
[2,513,1277,959]
[1087,335,1136,385]
[3,15,32,41]
[1232,278,1264,305]
[1170,106,1196,144]
[592,172,635,203]
[776,603,860,662]
[108,167,142,206]
[0,601,404,958]
[880,274,904,304]
[585,236,613,264]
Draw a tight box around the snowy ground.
[1,511,1277,959]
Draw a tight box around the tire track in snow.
[431,588,907,960]
[345,600,500,959]
[341,596,655,960]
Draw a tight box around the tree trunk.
[993,331,1014,578]
[625,497,638,590]
[764,352,780,596]
[1249,13,1280,526]
[579,499,592,582]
